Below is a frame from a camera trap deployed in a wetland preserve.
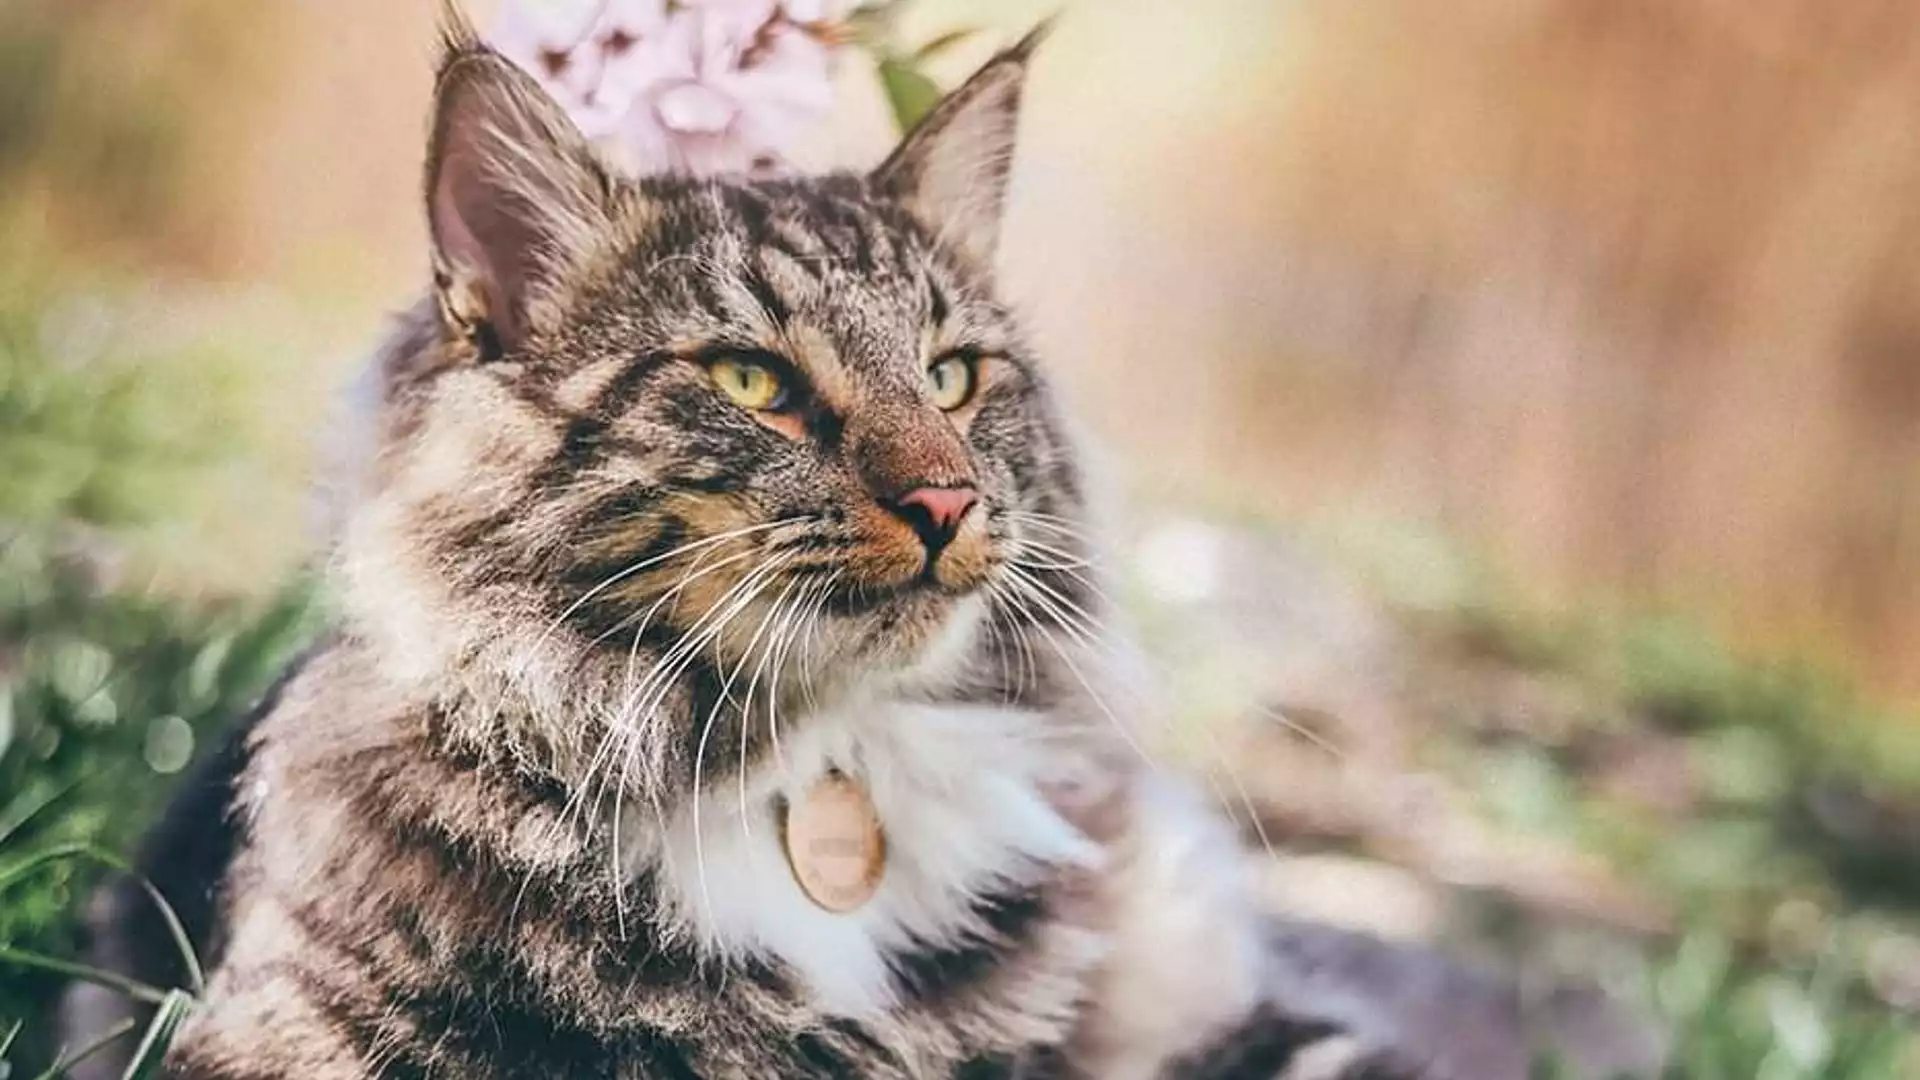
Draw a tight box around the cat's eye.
[709,355,790,411]
[925,353,980,411]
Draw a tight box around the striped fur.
[130,16,1437,1080]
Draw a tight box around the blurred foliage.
[0,7,317,1063]
[1640,932,1913,1080]
[1531,937,1914,1080]
[848,2,981,134]
[0,279,321,1060]
[1336,526,1920,1076]
[1429,591,1920,931]
[0,540,317,1031]
[0,295,224,527]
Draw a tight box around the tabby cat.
[57,11,1657,1080]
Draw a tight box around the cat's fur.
[56,11,1652,1080]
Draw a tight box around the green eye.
[925,353,980,411]
[709,356,788,411]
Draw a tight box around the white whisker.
[729,579,801,841]
[767,574,829,780]
[997,565,1286,855]
[687,555,793,935]
[993,571,1154,767]
[583,551,794,907]
[533,517,801,658]
[796,569,842,719]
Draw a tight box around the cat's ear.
[425,5,612,358]
[873,26,1048,272]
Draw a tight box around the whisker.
[1253,702,1345,760]
[585,553,792,900]
[603,551,798,889]
[686,556,793,932]
[1000,566,1105,645]
[588,548,761,652]
[535,517,802,654]
[558,549,754,846]
[1002,528,1100,571]
[998,566,1287,855]
[729,579,802,841]
[977,593,1010,705]
[990,584,1039,703]
[1013,557,1347,763]
[993,573,1154,768]
[765,574,826,780]
[1001,509,1100,546]
[992,576,1280,847]
[1216,733,1277,860]
[555,546,763,848]
[797,569,842,717]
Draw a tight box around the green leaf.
[119,989,193,1080]
[0,775,81,848]
[878,57,943,135]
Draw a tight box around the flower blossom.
[487,0,852,177]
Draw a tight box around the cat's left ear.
[873,26,1049,272]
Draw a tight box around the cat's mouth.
[823,567,986,617]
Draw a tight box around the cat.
[55,10,1660,1080]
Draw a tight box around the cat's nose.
[883,486,979,557]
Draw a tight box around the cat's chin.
[837,588,987,691]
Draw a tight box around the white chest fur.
[637,700,1105,1018]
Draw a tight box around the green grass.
[0,273,321,1072]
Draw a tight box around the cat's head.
[335,16,1091,767]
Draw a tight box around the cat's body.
[160,625,1284,1080]
[150,296,1366,1079]
[57,13,1656,1080]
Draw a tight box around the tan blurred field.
[12,0,1920,702]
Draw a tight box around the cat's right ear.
[425,6,611,360]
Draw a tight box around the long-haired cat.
[56,10,1659,1080]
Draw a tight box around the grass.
[0,271,322,1072]
[0,534,317,1072]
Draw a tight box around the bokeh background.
[4,0,1919,1075]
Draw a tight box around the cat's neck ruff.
[637,692,1109,1018]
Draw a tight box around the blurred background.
[3,0,1918,1075]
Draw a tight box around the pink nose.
[897,487,977,530]
[886,486,979,554]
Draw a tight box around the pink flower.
[488,0,842,177]
[488,0,648,138]
[604,7,833,174]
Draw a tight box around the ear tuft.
[873,27,1047,272]
[424,25,610,359]
[435,0,483,72]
